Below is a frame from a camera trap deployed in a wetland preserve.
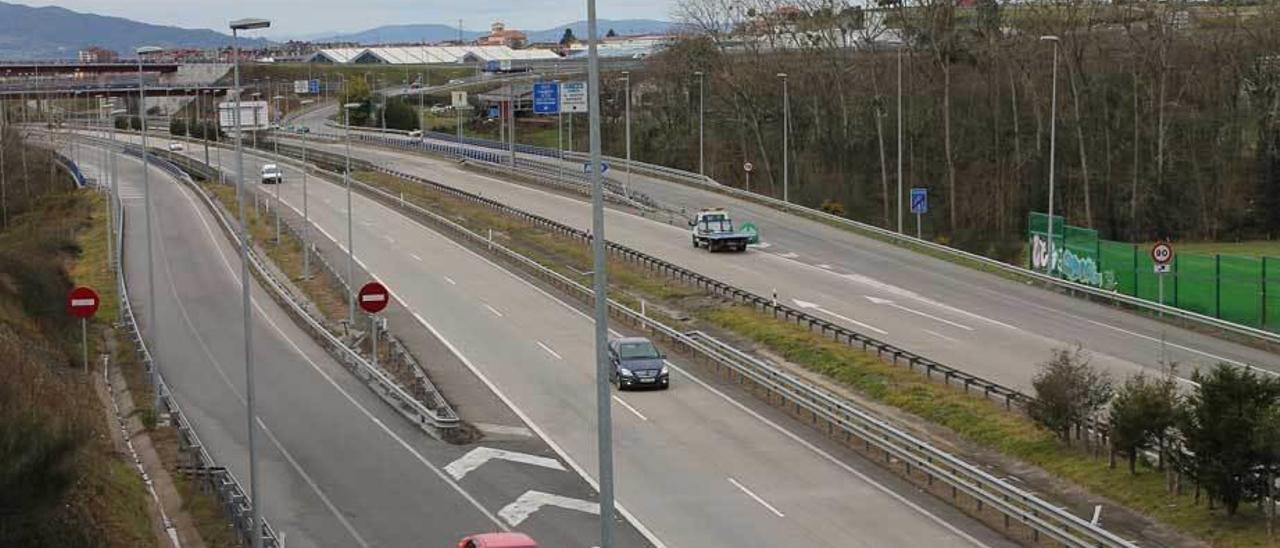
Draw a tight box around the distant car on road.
[448,78,465,85]
[260,164,283,184]
[408,129,423,139]
[456,532,537,548]
[609,337,669,390]
[167,142,184,151]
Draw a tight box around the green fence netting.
[1028,213,1279,332]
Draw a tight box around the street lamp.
[135,45,162,412]
[778,72,789,203]
[896,45,904,234]
[584,0,615,546]
[620,71,631,198]
[342,102,362,326]
[299,99,315,279]
[1041,35,1060,271]
[228,16,270,548]
[270,94,286,244]
[694,71,704,177]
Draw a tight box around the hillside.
[0,1,270,59]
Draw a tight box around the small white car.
[260,164,283,184]
[167,142,184,151]
[408,129,423,138]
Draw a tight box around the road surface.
[138,133,1020,548]
[80,140,634,547]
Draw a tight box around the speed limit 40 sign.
[1151,242,1174,273]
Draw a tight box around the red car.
[456,532,538,548]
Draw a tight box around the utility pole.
[897,46,904,234]
[136,46,163,412]
[778,72,789,203]
[695,71,704,177]
[621,71,631,198]
[585,1,615,545]
[1041,35,1060,271]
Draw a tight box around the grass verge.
[351,167,1271,546]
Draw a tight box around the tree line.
[602,0,1280,257]
[1032,348,1280,520]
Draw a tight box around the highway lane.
[164,136,1020,548]
[85,141,619,548]
[285,115,1280,391]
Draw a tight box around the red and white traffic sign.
[1151,241,1174,265]
[67,286,100,319]
[743,162,754,173]
[357,282,389,314]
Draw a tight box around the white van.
[260,164,283,184]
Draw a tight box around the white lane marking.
[727,477,785,518]
[498,490,599,527]
[410,253,423,262]
[792,299,888,335]
[923,329,959,343]
[444,447,566,481]
[778,252,799,259]
[161,158,510,531]
[612,395,649,422]
[473,423,534,438]
[484,303,504,317]
[315,165,983,546]
[666,359,991,547]
[383,235,395,244]
[1083,319,1251,369]
[816,264,832,270]
[865,296,974,331]
[444,276,457,285]
[536,341,563,360]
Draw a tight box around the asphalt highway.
[81,141,635,547]
[131,132,1020,548]
[289,106,1280,393]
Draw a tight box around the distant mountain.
[313,19,673,46]
[0,1,270,60]
[317,24,484,46]
[525,20,673,43]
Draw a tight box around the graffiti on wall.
[1030,234,1117,290]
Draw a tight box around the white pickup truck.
[689,208,750,252]
[260,164,283,184]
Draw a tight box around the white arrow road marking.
[727,477,785,518]
[444,447,566,481]
[498,490,599,526]
[791,299,888,335]
[777,251,799,259]
[865,296,973,331]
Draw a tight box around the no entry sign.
[357,282,389,314]
[67,286,100,319]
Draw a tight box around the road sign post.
[358,282,390,368]
[910,188,928,240]
[1151,242,1174,314]
[743,162,753,192]
[67,286,100,372]
[533,82,560,115]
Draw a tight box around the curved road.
[79,140,640,547]
[125,131,1020,548]
[289,107,1280,392]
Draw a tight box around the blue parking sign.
[532,82,559,114]
[910,188,928,214]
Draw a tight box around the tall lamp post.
[1041,35,1060,271]
[271,94,285,244]
[584,0,615,545]
[229,18,271,548]
[299,99,315,278]
[896,45,904,234]
[694,71,704,177]
[778,72,789,203]
[135,45,162,411]
[620,71,631,197]
[342,102,362,325]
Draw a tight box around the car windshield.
[618,341,660,360]
[698,214,733,233]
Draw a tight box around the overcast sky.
[18,0,673,38]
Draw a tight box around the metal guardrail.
[88,145,283,548]
[125,143,463,435]
[321,156,1136,548]
[333,122,1280,346]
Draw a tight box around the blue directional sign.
[583,161,610,175]
[308,79,320,94]
[532,81,560,114]
[487,105,500,119]
[910,187,928,214]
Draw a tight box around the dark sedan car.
[608,337,670,390]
